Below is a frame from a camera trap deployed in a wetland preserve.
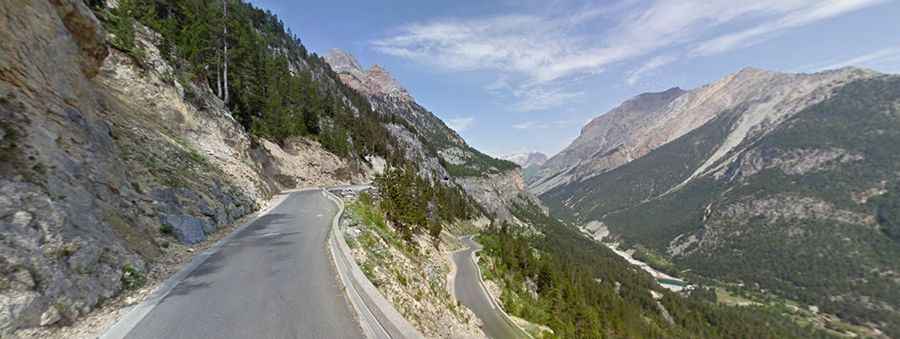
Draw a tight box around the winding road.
[452,236,529,339]
[106,190,365,339]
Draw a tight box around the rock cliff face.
[324,49,412,102]
[0,2,362,334]
[456,169,543,223]
[540,67,900,336]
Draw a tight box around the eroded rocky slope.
[0,1,547,335]
[530,67,877,195]
[0,1,364,334]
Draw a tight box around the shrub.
[121,264,146,290]
[159,223,174,236]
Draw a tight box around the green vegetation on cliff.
[374,166,476,243]
[542,76,900,336]
[92,0,406,162]
[479,202,833,339]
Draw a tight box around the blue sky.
[249,0,900,157]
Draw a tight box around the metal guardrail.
[322,189,423,339]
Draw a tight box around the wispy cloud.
[445,117,474,132]
[691,0,886,56]
[484,76,512,94]
[791,46,900,73]
[512,86,584,112]
[512,121,540,130]
[820,47,900,71]
[513,119,582,130]
[626,55,677,85]
[374,0,888,110]
[372,12,608,83]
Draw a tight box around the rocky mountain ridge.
[324,49,413,102]
[540,66,900,336]
[529,67,878,195]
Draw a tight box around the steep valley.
[539,67,900,337]
[1,0,895,338]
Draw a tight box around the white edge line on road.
[323,189,391,339]
[99,188,316,339]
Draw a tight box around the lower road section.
[452,236,528,339]
[123,190,364,339]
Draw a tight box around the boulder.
[161,214,209,244]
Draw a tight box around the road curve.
[452,236,529,339]
[121,190,365,339]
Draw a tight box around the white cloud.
[445,117,474,132]
[625,55,677,85]
[691,0,885,56]
[374,0,888,110]
[512,119,582,130]
[820,47,900,71]
[512,121,540,130]
[373,13,603,82]
[484,76,512,93]
[512,86,584,112]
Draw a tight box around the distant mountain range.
[534,66,900,336]
[500,152,548,168]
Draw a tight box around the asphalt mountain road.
[119,190,365,339]
[452,236,528,339]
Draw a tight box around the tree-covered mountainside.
[543,75,900,337]
[94,0,404,161]
[478,202,834,339]
[374,165,479,243]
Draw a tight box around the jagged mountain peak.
[324,49,412,101]
[366,64,410,100]
[324,48,364,73]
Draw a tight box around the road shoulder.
[97,191,296,339]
